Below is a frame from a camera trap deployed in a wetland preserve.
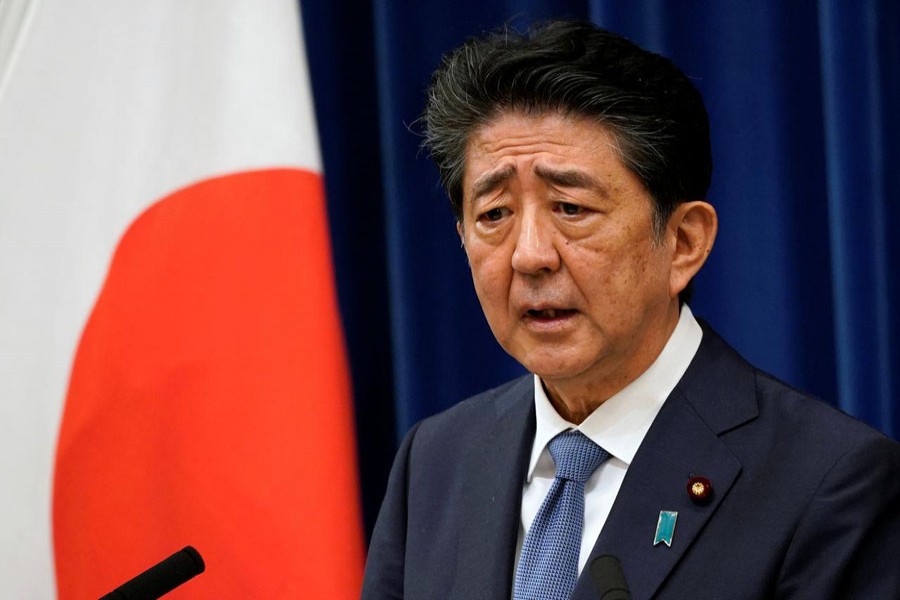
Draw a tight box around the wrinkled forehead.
[465,106,627,158]
[461,109,628,188]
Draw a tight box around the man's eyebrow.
[534,165,606,194]
[470,165,516,201]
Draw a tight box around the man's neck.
[540,304,683,424]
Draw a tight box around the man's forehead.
[468,163,608,204]
[464,110,619,162]
[462,111,623,198]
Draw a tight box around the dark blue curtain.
[300,0,900,540]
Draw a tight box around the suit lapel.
[451,376,535,599]
[572,326,757,599]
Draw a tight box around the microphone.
[100,546,205,600]
[590,554,631,600]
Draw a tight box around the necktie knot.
[548,430,608,483]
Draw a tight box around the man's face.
[459,111,682,401]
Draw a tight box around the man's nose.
[510,212,561,274]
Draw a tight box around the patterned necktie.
[514,430,610,600]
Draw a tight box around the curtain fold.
[819,0,898,434]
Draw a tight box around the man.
[361,20,900,599]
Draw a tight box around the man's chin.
[526,360,594,384]
[503,338,607,382]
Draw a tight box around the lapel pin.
[653,510,678,547]
[687,476,713,504]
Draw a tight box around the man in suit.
[361,20,900,599]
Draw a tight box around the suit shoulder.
[400,375,533,461]
[692,322,894,451]
[415,375,532,431]
[752,368,894,449]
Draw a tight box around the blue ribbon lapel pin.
[654,510,678,547]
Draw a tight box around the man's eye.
[559,202,582,216]
[481,208,507,222]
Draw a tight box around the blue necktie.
[514,430,610,600]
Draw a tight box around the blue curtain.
[300,0,899,538]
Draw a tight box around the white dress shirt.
[514,305,703,578]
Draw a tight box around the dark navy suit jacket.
[362,327,900,599]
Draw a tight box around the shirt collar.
[527,305,703,482]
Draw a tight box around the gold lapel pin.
[687,476,712,504]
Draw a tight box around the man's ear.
[456,220,465,248]
[668,201,717,299]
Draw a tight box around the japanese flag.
[0,1,363,597]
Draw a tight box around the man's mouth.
[526,308,577,320]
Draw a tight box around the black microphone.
[590,554,631,600]
[100,546,205,600]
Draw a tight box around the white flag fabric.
[0,1,363,597]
